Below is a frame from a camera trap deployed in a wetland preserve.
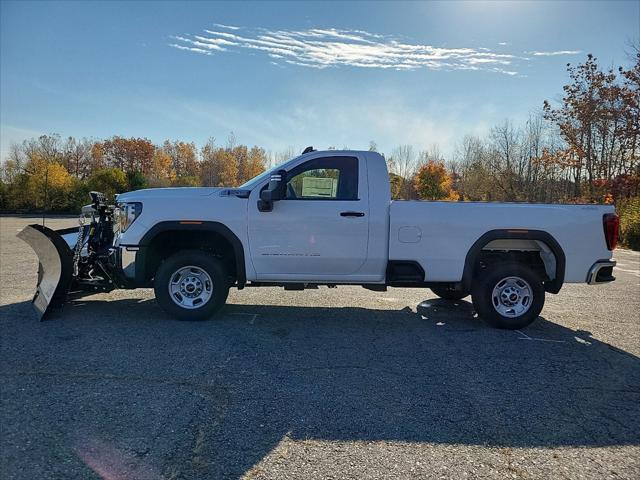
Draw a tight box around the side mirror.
[258,170,287,212]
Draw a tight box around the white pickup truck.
[19,149,619,329]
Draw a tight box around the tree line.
[0,134,273,211]
[1,52,638,247]
[385,53,638,205]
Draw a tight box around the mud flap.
[17,224,76,320]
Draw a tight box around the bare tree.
[62,137,93,178]
[388,145,418,199]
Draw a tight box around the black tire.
[153,250,229,321]
[431,285,469,301]
[471,262,545,330]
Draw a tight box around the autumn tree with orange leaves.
[413,160,459,201]
[98,137,155,176]
[543,53,639,201]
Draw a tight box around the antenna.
[302,146,315,154]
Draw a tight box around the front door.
[248,155,369,279]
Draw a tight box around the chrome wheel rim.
[168,265,213,309]
[491,276,533,317]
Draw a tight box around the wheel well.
[475,250,549,282]
[143,230,238,285]
[462,231,565,294]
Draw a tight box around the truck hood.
[117,187,224,202]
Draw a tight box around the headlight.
[115,202,142,233]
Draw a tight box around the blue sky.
[1,1,638,162]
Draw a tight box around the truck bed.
[389,201,614,283]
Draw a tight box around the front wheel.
[471,262,545,330]
[154,250,229,321]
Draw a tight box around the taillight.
[603,213,619,250]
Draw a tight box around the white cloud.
[168,43,213,55]
[212,23,240,30]
[170,25,526,74]
[528,50,582,56]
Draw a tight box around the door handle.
[340,211,365,217]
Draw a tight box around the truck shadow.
[1,296,639,479]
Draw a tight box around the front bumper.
[119,245,140,280]
[586,260,616,285]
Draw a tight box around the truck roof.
[300,149,378,158]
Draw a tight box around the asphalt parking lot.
[1,215,639,480]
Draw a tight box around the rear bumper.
[586,260,616,285]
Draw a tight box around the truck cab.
[245,150,391,283]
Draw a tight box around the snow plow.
[17,192,119,319]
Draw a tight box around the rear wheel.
[471,262,545,330]
[430,285,468,301]
[154,250,229,321]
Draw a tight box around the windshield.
[239,156,299,189]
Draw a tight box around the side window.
[285,156,358,200]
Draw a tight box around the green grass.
[617,197,640,251]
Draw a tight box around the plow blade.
[17,224,76,320]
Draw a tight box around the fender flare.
[135,221,246,288]
[461,229,565,294]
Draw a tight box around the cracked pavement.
[1,216,639,479]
